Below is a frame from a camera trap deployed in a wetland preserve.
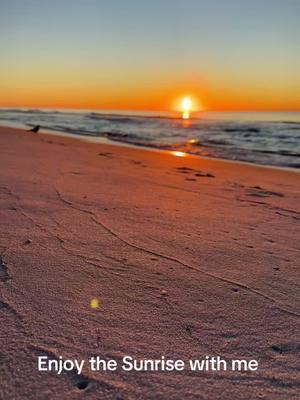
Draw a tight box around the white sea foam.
[0,108,299,168]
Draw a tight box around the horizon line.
[0,106,300,113]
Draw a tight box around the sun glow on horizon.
[182,96,192,119]
[171,151,187,157]
[172,95,203,119]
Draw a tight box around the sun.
[182,96,192,119]
[172,95,202,118]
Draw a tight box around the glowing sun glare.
[172,151,186,157]
[182,97,192,119]
[90,298,100,309]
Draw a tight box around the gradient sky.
[0,0,299,111]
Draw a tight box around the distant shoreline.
[1,122,299,173]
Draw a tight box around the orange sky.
[1,77,299,112]
[1,1,299,112]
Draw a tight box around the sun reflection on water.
[171,151,187,157]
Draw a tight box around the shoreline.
[1,123,299,174]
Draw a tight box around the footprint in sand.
[129,160,145,166]
[0,299,8,310]
[176,167,215,178]
[76,379,90,391]
[98,152,113,158]
[69,171,83,175]
[176,167,194,173]
[246,186,284,198]
[195,172,215,178]
[0,255,10,282]
[220,332,238,339]
[271,343,300,354]
[271,345,282,354]
[265,238,276,243]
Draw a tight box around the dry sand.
[0,126,299,399]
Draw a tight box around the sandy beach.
[0,126,299,399]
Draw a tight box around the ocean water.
[1,108,300,168]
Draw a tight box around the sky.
[0,0,299,112]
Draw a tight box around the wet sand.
[0,126,299,399]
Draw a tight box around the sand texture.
[0,126,299,399]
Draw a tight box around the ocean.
[1,108,299,169]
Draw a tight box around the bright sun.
[182,96,192,119]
